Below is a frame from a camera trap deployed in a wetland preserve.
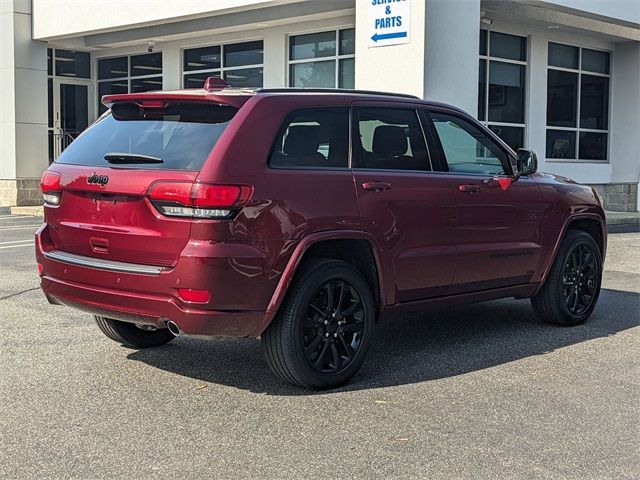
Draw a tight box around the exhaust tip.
[166,321,181,337]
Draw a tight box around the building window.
[183,40,263,89]
[97,53,163,114]
[546,43,610,161]
[478,30,527,151]
[288,28,355,89]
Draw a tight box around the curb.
[10,206,44,216]
[605,211,640,226]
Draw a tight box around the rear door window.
[269,108,349,169]
[55,102,237,170]
[353,108,431,171]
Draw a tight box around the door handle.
[458,184,483,193]
[362,181,392,192]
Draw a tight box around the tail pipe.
[166,321,182,337]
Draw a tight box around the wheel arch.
[535,213,606,295]
[255,231,386,336]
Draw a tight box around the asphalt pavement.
[1,214,638,479]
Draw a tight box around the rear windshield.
[55,102,237,170]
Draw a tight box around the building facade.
[1,0,639,210]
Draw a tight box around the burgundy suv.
[36,81,606,389]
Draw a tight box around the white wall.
[424,0,481,114]
[0,0,48,180]
[542,0,640,24]
[32,0,283,40]
[354,0,427,97]
[609,42,640,185]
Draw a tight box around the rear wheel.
[532,230,602,326]
[95,316,175,348]
[262,259,375,389]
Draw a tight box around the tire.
[94,316,175,348]
[262,259,376,389]
[532,230,602,326]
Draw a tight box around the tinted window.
[580,74,609,130]
[490,32,526,61]
[290,60,335,88]
[547,69,578,127]
[224,41,263,67]
[56,102,237,171]
[548,42,578,69]
[289,31,336,60]
[184,46,221,71]
[223,67,263,88]
[270,109,349,169]
[355,108,430,171]
[488,61,525,124]
[55,50,90,78]
[98,56,129,80]
[130,53,162,77]
[430,112,508,175]
[547,130,576,159]
[582,48,610,74]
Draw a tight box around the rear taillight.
[147,182,252,219]
[40,171,62,206]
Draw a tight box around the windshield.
[56,102,237,170]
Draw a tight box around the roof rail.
[256,88,420,99]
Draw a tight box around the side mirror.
[515,148,538,176]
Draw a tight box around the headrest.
[283,125,320,157]
[372,125,408,158]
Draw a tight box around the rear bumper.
[35,225,267,338]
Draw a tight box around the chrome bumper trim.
[43,250,167,276]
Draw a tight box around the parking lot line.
[0,239,38,245]
[0,226,41,231]
[0,242,34,249]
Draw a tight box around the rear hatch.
[43,99,239,267]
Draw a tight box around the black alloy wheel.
[302,279,365,374]
[263,259,375,389]
[562,243,598,316]
[531,230,602,326]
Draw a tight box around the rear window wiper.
[104,153,164,164]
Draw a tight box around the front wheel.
[262,259,376,389]
[95,316,175,348]
[532,230,602,326]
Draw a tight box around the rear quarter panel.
[193,95,361,312]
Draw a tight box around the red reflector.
[497,177,513,191]
[177,288,211,303]
[40,171,61,193]
[37,263,44,275]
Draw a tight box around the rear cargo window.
[55,102,237,170]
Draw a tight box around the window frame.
[546,42,612,162]
[181,39,264,89]
[96,52,163,114]
[350,106,433,173]
[478,29,529,151]
[423,106,516,177]
[287,28,355,89]
[267,107,352,171]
